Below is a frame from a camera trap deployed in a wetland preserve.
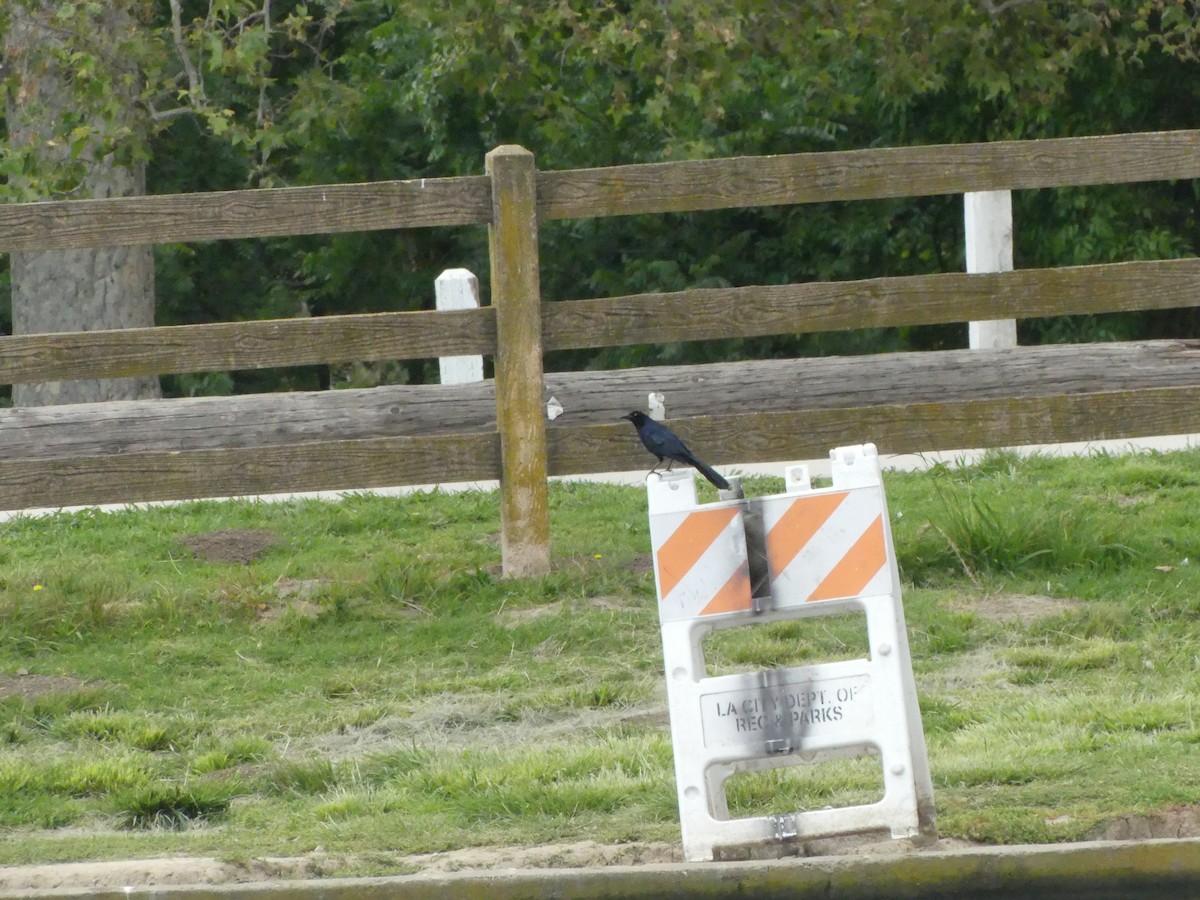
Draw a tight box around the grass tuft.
[261,759,339,796]
[114,781,237,829]
[191,736,271,775]
[53,758,151,796]
[55,710,187,752]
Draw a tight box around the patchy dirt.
[495,600,565,626]
[255,598,325,623]
[0,855,335,892]
[299,698,668,761]
[0,835,981,892]
[948,593,1080,625]
[1090,805,1200,841]
[178,529,281,564]
[629,553,655,575]
[4,819,1199,892]
[0,671,96,702]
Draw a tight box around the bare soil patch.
[298,697,666,762]
[0,835,983,892]
[495,600,564,626]
[179,529,281,564]
[1090,805,1200,841]
[949,593,1080,625]
[3,820,1197,892]
[0,671,95,702]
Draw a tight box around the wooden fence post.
[965,190,1017,349]
[435,268,484,384]
[486,145,551,577]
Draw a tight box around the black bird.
[621,411,730,490]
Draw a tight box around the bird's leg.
[649,457,664,476]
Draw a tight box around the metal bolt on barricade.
[646,443,936,862]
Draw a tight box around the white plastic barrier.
[646,443,936,861]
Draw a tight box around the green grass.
[2,449,1200,873]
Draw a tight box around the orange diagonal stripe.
[766,492,848,577]
[656,506,740,599]
[699,563,752,616]
[808,515,886,602]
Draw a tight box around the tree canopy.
[3,1,1200,395]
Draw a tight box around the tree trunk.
[4,0,160,406]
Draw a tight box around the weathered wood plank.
[0,433,500,512]
[0,308,496,384]
[0,175,492,252]
[0,381,497,459]
[488,145,551,576]
[7,343,1200,510]
[7,340,1200,461]
[538,130,1200,219]
[5,132,1196,253]
[547,386,1200,477]
[4,257,1192,384]
[7,380,1197,511]
[542,340,1200,423]
[543,258,1200,350]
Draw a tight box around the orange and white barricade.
[647,443,936,861]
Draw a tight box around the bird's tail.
[689,456,730,491]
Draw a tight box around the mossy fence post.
[486,145,551,578]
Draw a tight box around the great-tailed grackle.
[621,410,730,490]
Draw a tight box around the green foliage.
[6,2,1200,389]
[703,614,869,675]
[115,781,237,829]
[191,736,270,775]
[261,759,337,796]
[725,755,883,819]
[894,449,1143,585]
[55,709,189,753]
[2,2,147,200]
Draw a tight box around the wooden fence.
[2,131,1200,575]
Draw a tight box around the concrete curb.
[5,838,1199,900]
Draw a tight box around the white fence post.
[435,268,485,384]
[964,190,1017,350]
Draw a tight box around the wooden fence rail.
[535,131,1200,219]
[2,130,1199,575]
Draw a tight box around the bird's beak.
[620,413,633,421]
